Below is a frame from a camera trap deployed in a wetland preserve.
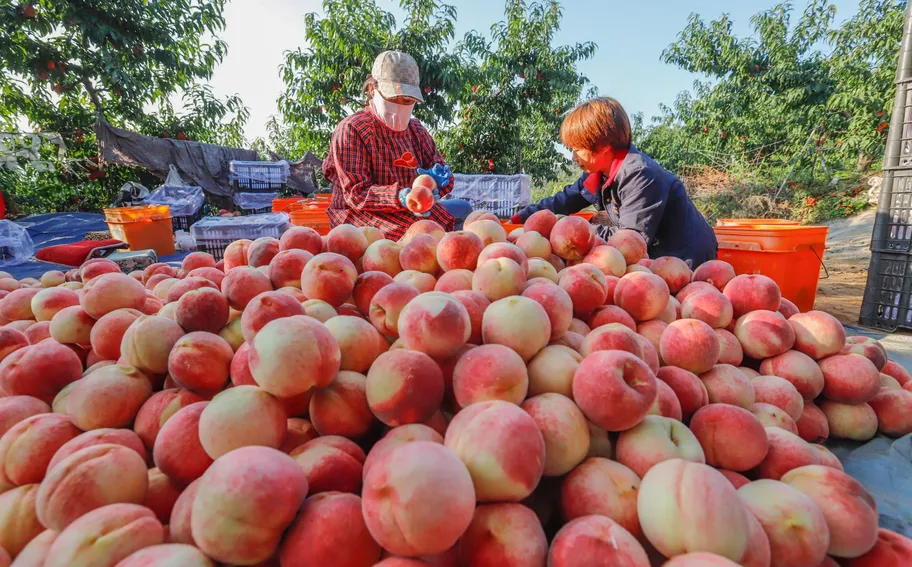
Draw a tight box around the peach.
[651,256,693,294]
[219,265,273,311]
[46,305,93,346]
[48,428,145,472]
[240,291,305,343]
[455,503,547,567]
[363,441,475,557]
[637,318,667,353]
[0,414,81,485]
[399,233,440,275]
[516,230,552,259]
[0,339,83,403]
[143,263,174,282]
[0,327,27,364]
[780,465,877,558]
[819,353,880,403]
[325,224,369,262]
[152,402,213,486]
[481,296,551,361]
[445,290,487,345]
[549,216,595,261]
[568,317,590,335]
[559,264,608,317]
[39,269,66,287]
[614,271,670,322]
[151,278,179,301]
[167,479,198,546]
[398,292,470,358]
[820,400,877,441]
[689,404,769,471]
[0,483,44,557]
[734,310,795,359]
[185,266,225,287]
[526,258,560,282]
[521,393,589,476]
[248,315,340,398]
[583,245,627,278]
[676,282,717,305]
[788,311,846,359]
[680,289,733,329]
[120,315,185,375]
[637,459,750,561]
[752,402,799,434]
[583,323,643,359]
[280,226,323,254]
[198,386,286,459]
[700,364,755,410]
[36,443,148,531]
[713,328,743,366]
[279,492,381,567]
[400,219,446,245]
[290,436,365,494]
[718,469,751,489]
[165,277,218,304]
[443,400,544,502]
[30,287,79,322]
[362,239,403,277]
[520,283,573,341]
[476,242,529,272]
[133,389,205,450]
[245,236,280,268]
[560,457,641,535]
[362,424,444,480]
[466,219,507,246]
[882,373,902,389]
[868,388,912,436]
[0,396,50,438]
[606,229,648,265]
[301,298,338,322]
[882,359,911,385]
[369,283,420,338]
[281,417,318,453]
[308,370,375,437]
[144,273,172,292]
[79,273,147,320]
[794,400,829,444]
[352,271,394,314]
[842,337,888,370]
[268,249,312,289]
[65,364,152,430]
[366,349,443,426]
[428,270,469,294]
[723,274,781,318]
[840,528,912,566]
[321,316,385,374]
[759,350,825,400]
[752,375,803,421]
[180,251,217,274]
[527,345,581,398]
[616,414,706,479]
[172,288,228,334]
[740,366,761,378]
[112,543,213,566]
[524,210,558,238]
[191,446,307,565]
[139,294,163,316]
[660,319,721,374]
[551,330,584,352]
[452,344,527,407]
[0,289,40,321]
[754,426,818,480]
[657,366,709,418]
[11,528,55,566]
[472,258,525,301]
[548,514,649,566]
[43,503,163,567]
[692,259,736,291]
[738,480,830,567]
[436,231,484,272]
[165,332,232,395]
[572,350,657,431]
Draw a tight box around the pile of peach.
[0,209,907,566]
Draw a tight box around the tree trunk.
[856,152,874,173]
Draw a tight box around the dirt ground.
[813,210,875,325]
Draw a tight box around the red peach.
[369,283,420,338]
[588,304,636,332]
[0,339,83,403]
[820,400,878,441]
[65,364,152,430]
[366,349,444,426]
[143,263,174,283]
[476,242,529,273]
[47,305,93,346]
[842,337,888,370]
[362,424,444,480]
[777,298,799,319]
[81,260,121,281]
[614,272,670,322]
[0,396,50,438]
[548,514,649,567]
[692,260,736,291]
[279,492,382,567]
[165,277,218,303]
[752,374,804,421]
[718,469,751,489]
[788,311,847,359]
[0,328,28,364]
[868,388,912,436]
[550,216,595,261]
[699,365,755,410]
[393,270,436,293]
[527,258,560,282]
[43,503,164,567]
[482,296,552,361]
[432,269,472,293]
[690,404,769,471]
[647,378,682,419]
[723,274,781,318]
[759,349,825,400]
[280,226,323,254]
[353,271,394,315]
[399,233,440,275]
[616,415,706,478]
[151,278,179,301]
[580,322,643,358]
[637,460,750,561]
[558,264,607,317]
[173,288,228,335]
[550,330,584,352]
[524,210,558,238]
[583,245,627,278]
[0,483,44,557]
[715,328,744,366]
[0,289,40,321]
[471,258,524,301]
[752,402,799,434]
[167,332,233,395]
[400,219,446,245]
[516,230,552,259]
[660,319,721,374]
[186,267,225,288]
[444,401,544,502]
[240,291,305,343]
[326,224,369,262]
[0,413,80,485]
[220,265,273,311]
[30,287,79,322]
[527,345,581,398]
[269,249,312,289]
[734,310,796,359]
[819,353,880,403]
[455,503,547,567]
[755,426,819,480]
[607,229,648,265]
[191,446,307,565]
[796,400,829,443]
[133,389,205,450]
[560,457,641,535]
[302,298,338,322]
[657,366,709,418]
[144,273,172,292]
[80,273,147,319]
[198,386,286,459]
[324,315,387,373]
[363,239,403,276]
[453,344,528,407]
[167,479,198,546]
[651,256,694,294]
[109,543,212,566]
[362,441,475,557]
[572,350,657,431]
[882,359,911,386]
[120,315,185,375]
[466,219,507,246]
[281,417,318,453]
[840,528,912,566]
[398,292,470,358]
[449,290,489,345]
[521,283,573,340]
[676,281,717,304]
[247,236,280,268]
[308,370,374,438]
[521,393,589,476]
[436,231,484,272]
[680,289,733,329]
[290,436,365,494]
[152,402,213,486]
[180,251,217,275]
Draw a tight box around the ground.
[814,210,874,325]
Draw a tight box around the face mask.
[371,91,414,132]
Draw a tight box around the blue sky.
[207,0,863,141]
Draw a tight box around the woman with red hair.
[513,97,717,267]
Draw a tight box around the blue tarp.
[6,212,189,279]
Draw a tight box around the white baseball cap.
[372,50,424,103]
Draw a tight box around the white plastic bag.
[174,230,196,252]
[0,220,35,266]
[165,164,185,187]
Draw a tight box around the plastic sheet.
[449,174,532,217]
[144,185,204,217]
[0,220,34,266]
[233,191,279,210]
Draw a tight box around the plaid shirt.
[323,109,455,240]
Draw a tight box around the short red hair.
[560,97,631,151]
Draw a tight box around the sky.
[205,0,864,142]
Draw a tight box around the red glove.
[510,214,522,224]
[583,172,602,195]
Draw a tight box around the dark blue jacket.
[516,145,717,267]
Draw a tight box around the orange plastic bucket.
[501,221,523,234]
[272,198,308,214]
[289,209,332,235]
[717,218,799,227]
[104,205,175,256]
[712,224,828,313]
[571,211,595,221]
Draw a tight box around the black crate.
[860,250,912,331]
[239,206,272,216]
[195,239,231,261]
[171,208,205,232]
[230,161,288,193]
[870,169,912,252]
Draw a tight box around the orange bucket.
[104,205,175,256]
[571,211,595,221]
[713,224,829,313]
[501,221,523,234]
[272,198,307,214]
[717,218,799,227]
[289,209,332,235]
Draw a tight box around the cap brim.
[377,80,424,103]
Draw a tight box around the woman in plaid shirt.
[323,51,470,240]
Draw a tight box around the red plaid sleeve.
[328,119,403,212]
[414,123,454,198]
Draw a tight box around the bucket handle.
[812,247,830,280]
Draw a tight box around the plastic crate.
[860,250,912,331]
[172,207,204,231]
[104,205,175,256]
[143,185,205,232]
[230,161,289,192]
[450,174,532,218]
[191,213,290,261]
[869,169,912,253]
[234,191,278,216]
